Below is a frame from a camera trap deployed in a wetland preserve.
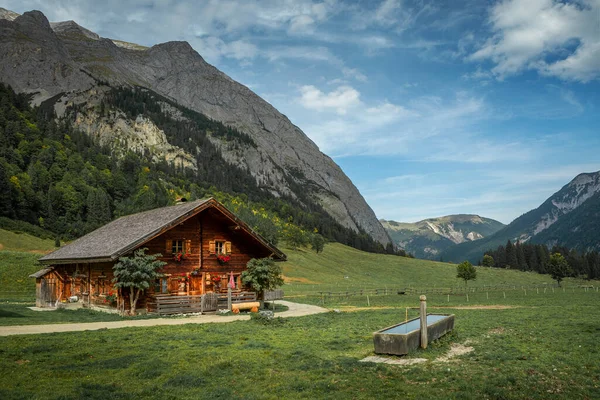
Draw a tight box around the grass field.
[1,236,599,398]
[1,289,599,399]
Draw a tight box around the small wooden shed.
[31,198,286,311]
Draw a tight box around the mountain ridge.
[381,214,505,260]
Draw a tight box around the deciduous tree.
[113,248,165,315]
[241,258,283,306]
[482,254,494,268]
[547,253,571,287]
[456,260,477,286]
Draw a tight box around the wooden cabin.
[31,198,286,311]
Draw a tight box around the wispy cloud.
[294,84,513,162]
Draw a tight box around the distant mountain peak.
[16,10,53,31]
[0,7,20,21]
[51,20,100,40]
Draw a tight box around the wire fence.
[284,282,599,307]
[309,282,597,299]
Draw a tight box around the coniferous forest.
[0,83,394,253]
[482,240,600,280]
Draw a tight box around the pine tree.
[505,240,517,269]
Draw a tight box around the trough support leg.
[420,295,427,349]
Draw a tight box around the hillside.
[0,8,390,247]
[441,172,600,263]
[381,215,504,260]
[0,234,570,303]
[0,69,383,253]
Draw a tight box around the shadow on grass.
[0,309,25,318]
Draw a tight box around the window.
[166,239,191,255]
[172,240,185,254]
[209,240,231,255]
[154,278,169,294]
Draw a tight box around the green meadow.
[0,233,599,399]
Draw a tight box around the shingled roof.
[39,198,286,264]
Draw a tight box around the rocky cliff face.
[0,8,391,245]
[441,171,600,263]
[381,215,504,260]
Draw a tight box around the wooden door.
[40,278,58,306]
[189,275,203,295]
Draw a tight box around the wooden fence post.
[420,295,427,349]
[227,288,232,311]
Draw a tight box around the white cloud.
[470,0,600,82]
[298,85,361,114]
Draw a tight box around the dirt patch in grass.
[436,343,474,362]
[488,327,506,334]
[360,355,428,365]
[28,249,53,254]
[282,276,320,284]
[361,342,474,365]
[0,244,4,251]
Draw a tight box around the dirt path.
[0,300,328,337]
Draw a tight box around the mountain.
[441,171,600,263]
[0,9,391,247]
[381,215,505,260]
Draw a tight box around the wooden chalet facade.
[32,198,286,312]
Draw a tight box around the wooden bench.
[231,301,260,313]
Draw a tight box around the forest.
[482,239,599,280]
[0,83,395,254]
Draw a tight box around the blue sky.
[4,0,600,224]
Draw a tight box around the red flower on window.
[174,252,184,262]
[217,254,231,264]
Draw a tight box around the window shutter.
[166,239,172,254]
[185,239,192,254]
[225,241,232,254]
[209,240,215,254]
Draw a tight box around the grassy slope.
[281,243,563,296]
[0,229,56,253]
[0,230,56,301]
